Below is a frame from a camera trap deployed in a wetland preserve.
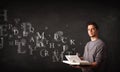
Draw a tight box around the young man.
[73,22,106,72]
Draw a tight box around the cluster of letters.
[0,10,78,62]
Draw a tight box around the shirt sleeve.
[94,42,105,64]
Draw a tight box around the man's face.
[87,25,98,37]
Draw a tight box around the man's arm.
[90,62,97,68]
[71,62,97,69]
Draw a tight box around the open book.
[62,55,91,65]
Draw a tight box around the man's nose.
[90,29,92,32]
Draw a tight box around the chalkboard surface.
[0,1,120,72]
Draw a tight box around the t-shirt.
[82,39,106,72]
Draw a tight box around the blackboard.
[0,1,120,72]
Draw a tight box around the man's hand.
[71,62,97,69]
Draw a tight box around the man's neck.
[91,37,98,41]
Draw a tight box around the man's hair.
[87,22,99,30]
